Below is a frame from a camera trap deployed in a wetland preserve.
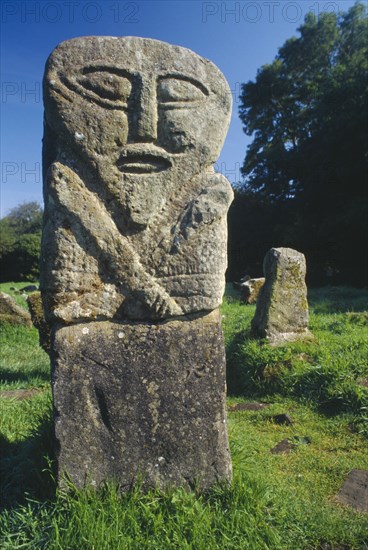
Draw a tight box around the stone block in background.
[239,277,265,304]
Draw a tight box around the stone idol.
[41,37,233,490]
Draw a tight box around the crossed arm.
[47,162,183,320]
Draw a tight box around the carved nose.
[135,81,158,142]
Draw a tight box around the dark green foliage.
[231,3,368,285]
[5,203,43,236]
[0,219,16,258]
[11,234,41,281]
[0,202,42,282]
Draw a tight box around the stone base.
[51,310,232,491]
[264,329,314,347]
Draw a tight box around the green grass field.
[0,283,367,549]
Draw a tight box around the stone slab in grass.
[336,469,368,512]
[271,439,296,454]
[272,413,294,425]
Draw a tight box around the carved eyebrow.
[158,74,209,96]
[80,70,209,95]
[80,66,134,79]
[58,66,135,110]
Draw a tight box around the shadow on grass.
[308,286,368,314]
[0,411,56,510]
[226,329,263,397]
[0,368,50,386]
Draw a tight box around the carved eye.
[61,68,133,110]
[158,77,208,108]
[78,72,132,103]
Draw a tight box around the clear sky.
[0,0,356,216]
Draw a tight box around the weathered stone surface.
[27,292,51,354]
[52,310,231,490]
[41,37,233,490]
[336,469,368,512]
[251,248,312,345]
[41,36,233,323]
[0,292,32,327]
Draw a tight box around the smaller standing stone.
[251,248,312,345]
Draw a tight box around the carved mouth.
[117,153,172,174]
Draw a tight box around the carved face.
[44,37,232,226]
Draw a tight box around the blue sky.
[0,0,356,216]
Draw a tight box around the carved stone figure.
[41,36,233,323]
[41,37,233,490]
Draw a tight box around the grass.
[0,282,49,391]
[223,285,368,435]
[0,283,367,548]
[0,281,38,308]
[0,324,50,391]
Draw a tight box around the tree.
[231,3,367,285]
[13,234,42,281]
[0,218,16,258]
[0,202,43,282]
[6,202,43,235]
